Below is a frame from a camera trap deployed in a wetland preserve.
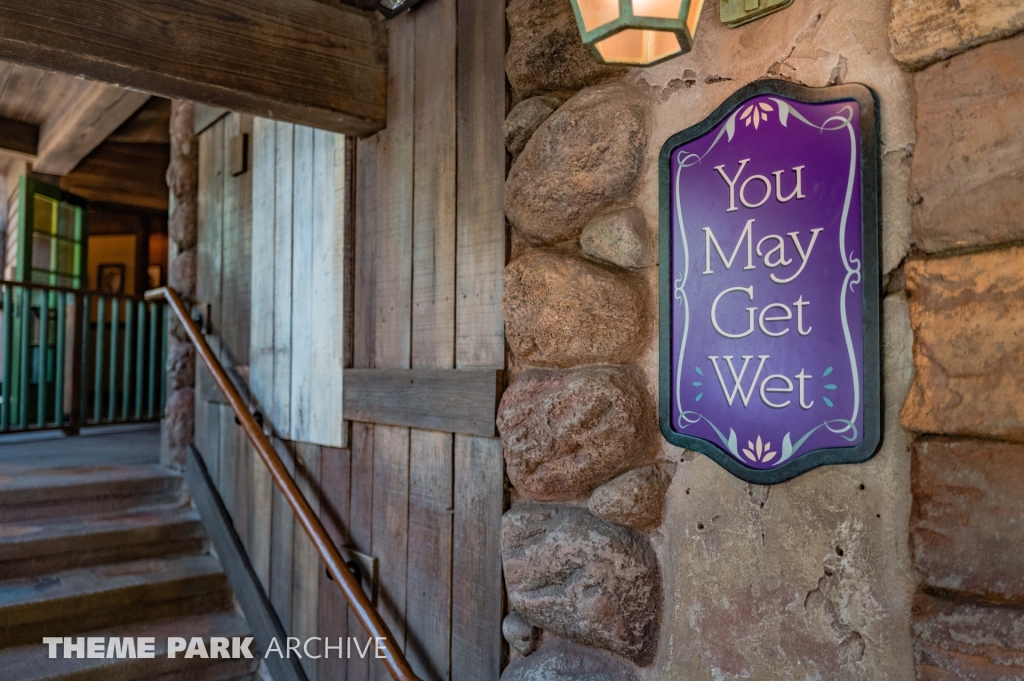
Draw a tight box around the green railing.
[0,280,167,434]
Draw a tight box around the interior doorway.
[0,64,172,436]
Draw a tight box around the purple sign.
[659,81,881,484]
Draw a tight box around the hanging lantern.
[568,0,707,66]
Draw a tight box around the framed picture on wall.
[147,264,163,289]
[98,264,125,295]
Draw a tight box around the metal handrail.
[146,286,421,681]
[0,278,148,303]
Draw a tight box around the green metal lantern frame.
[568,0,705,66]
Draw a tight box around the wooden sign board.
[659,80,881,484]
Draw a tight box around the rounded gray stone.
[506,0,625,99]
[503,249,650,368]
[505,96,560,157]
[498,366,656,502]
[580,208,654,270]
[503,612,541,656]
[500,638,639,681]
[588,465,672,530]
[506,83,649,246]
[502,503,662,665]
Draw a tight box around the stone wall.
[499,0,1024,677]
[161,101,198,470]
[498,1,667,676]
[890,4,1024,676]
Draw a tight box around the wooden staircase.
[0,463,261,680]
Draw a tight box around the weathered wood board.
[192,0,508,677]
[0,0,387,135]
[342,368,502,437]
[249,120,346,449]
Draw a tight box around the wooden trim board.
[195,104,230,136]
[185,444,309,681]
[0,0,388,136]
[343,368,503,437]
[0,116,38,159]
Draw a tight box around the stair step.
[0,610,259,681]
[0,554,232,648]
[0,465,184,522]
[0,506,206,579]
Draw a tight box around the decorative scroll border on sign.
[658,80,883,485]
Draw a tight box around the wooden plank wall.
[193,1,506,679]
[198,113,349,681]
[248,122,346,449]
[348,1,507,680]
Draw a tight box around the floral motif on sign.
[741,102,774,129]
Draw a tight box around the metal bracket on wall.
[377,0,428,19]
[325,549,379,606]
[721,0,794,28]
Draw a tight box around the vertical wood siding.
[193,1,506,679]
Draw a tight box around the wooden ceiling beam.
[0,115,38,160]
[34,84,151,175]
[0,0,388,137]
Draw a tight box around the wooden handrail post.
[146,286,421,681]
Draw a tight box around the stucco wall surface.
[625,1,917,678]
[500,0,1024,677]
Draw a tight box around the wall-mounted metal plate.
[377,0,428,19]
[721,0,794,28]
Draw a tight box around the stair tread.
[0,465,181,510]
[0,610,258,681]
[0,465,186,523]
[0,505,202,560]
[0,464,177,492]
[0,554,226,626]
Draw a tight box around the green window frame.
[16,176,89,288]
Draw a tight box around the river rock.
[497,367,655,502]
[163,387,195,470]
[505,97,560,157]
[502,503,661,664]
[500,638,639,681]
[580,209,654,270]
[170,248,196,299]
[506,84,649,245]
[166,338,196,391]
[588,466,671,530]
[503,250,649,368]
[503,612,540,657]
[506,0,625,99]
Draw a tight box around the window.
[17,177,88,288]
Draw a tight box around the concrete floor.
[0,425,161,467]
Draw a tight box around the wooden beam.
[0,116,37,160]
[343,368,504,437]
[60,142,171,211]
[0,0,388,137]
[34,84,150,175]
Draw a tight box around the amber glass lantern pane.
[595,29,682,64]
[577,0,621,31]
[686,0,706,36]
[631,0,684,19]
